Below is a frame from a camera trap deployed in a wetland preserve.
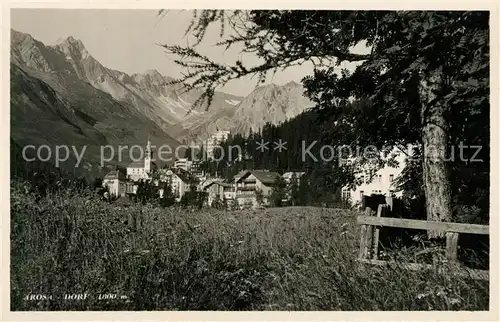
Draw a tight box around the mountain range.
[10,29,313,175]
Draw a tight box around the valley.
[10,29,313,175]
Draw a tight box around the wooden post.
[445,232,459,262]
[359,209,375,260]
[372,204,388,260]
[358,225,373,260]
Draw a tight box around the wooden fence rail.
[357,204,489,280]
[357,216,489,235]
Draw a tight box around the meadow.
[10,180,489,311]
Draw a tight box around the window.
[360,190,364,199]
[377,174,382,183]
[342,189,351,201]
[360,175,365,184]
[389,174,394,182]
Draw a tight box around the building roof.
[233,170,251,182]
[235,170,280,185]
[127,160,157,169]
[201,178,223,189]
[104,170,127,180]
[128,160,145,168]
[203,181,233,190]
[251,171,280,185]
[171,167,199,184]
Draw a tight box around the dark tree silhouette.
[160,10,489,234]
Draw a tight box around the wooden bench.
[357,204,489,280]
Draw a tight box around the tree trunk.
[419,68,453,238]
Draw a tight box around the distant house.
[222,183,236,200]
[174,158,204,178]
[234,170,280,208]
[189,160,204,177]
[174,158,190,171]
[282,171,306,184]
[204,181,234,206]
[233,170,249,183]
[102,169,127,197]
[203,130,231,159]
[157,168,199,202]
[200,178,224,191]
[341,148,406,205]
[125,181,138,195]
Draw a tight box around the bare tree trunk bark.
[419,68,453,238]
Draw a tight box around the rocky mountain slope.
[11,30,243,137]
[230,81,314,135]
[176,81,314,143]
[10,30,182,176]
[11,29,313,156]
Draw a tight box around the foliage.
[10,139,88,197]
[228,199,239,211]
[134,180,157,205]
[288,174,300,206]
[160,180,176,207]
[93,177,103,189]
[270,176,287,207]
[180,185,207,210]
[11,180,489,310]
[161,10,489,223]
[297,175,311,206]
[255,188,264,206]
[211,197,226,210]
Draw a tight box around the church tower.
[145,135,152,173]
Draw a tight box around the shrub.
[211,197,226,210]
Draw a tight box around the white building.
[282,171,306,184]
[203,130,230,159]
[174,158,191,171]
[102,170,127,197]
[174,157,204,176]
[204,181,235,206]
[157,168,198,202]
[342,148,407,205]
[126,138,155,181]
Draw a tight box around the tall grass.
[10,180,489,310]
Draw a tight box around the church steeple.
[145,134,152,172]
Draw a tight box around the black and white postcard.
[2,1,499,321]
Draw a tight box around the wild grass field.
[10,180,489,311]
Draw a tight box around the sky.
[11,9,362,97]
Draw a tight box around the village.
[102,131,405,209]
